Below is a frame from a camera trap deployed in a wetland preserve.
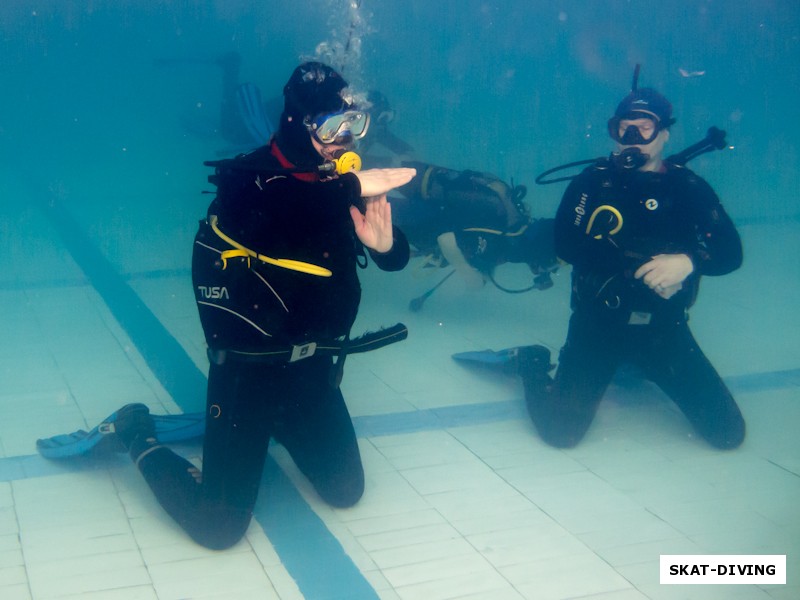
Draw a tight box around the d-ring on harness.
[585,205,623,239]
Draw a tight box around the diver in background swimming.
[516,72,745,449]
[393,163,558,294]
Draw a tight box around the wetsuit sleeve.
[554,171,625,271]
[680,172,743,276]
[369,226,410,271]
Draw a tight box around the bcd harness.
[202,216,407,366]
[209,214,333,277]
[207,322,409,365]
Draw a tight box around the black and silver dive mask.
[607,115,661,145]
[305,110,370,145]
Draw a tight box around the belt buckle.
[628,311,652,325]
[289,342,317,362]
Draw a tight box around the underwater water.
[0,1,798,599]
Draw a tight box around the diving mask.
[607,114,661,145]
[306,110,370,145]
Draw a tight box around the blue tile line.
[726,369,800,392]
[5,364,797,484]
[35,200,379,600]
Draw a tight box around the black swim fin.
[36,406,205,459]
[452,347,521,372]
[454,346,554,378]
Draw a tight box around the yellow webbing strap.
[462,223,529,237]
[420,166,436,200]
[218,248,251,269]
[209,215,332,277]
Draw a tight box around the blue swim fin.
[37,405,205,459]
[235,82,273,145]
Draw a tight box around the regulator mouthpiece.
[320,151,362,175]
[611,147,649,170]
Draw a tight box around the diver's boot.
[113,403,162,466]
[516,346,556,429]
[515,345,555,382]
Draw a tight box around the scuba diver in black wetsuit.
[106,62,415,550]
[516,70,745,450]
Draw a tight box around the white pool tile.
[398,459,510,496]
[344,509,446,539]
[0,221,797,600]
[0,583,32,600]
[370,536,477,570]
[467,521,590,567]
[380,551,498,589]
[0,564,27,587]
[423,485,543,524]
[450,507,554,537]
[502,551,632,599]
[590,535,704,569]
[146,552,278,599]
[56,588,160,600]
[356,522,463,553]
[27,555,152,599]
[392,568,515,600]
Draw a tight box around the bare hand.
[652,282,683,299]
[354,167,416,197]
[350,194,395,253]
[634,253,693,299]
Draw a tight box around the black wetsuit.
[521,159,745,449]
[136,141,409,549]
